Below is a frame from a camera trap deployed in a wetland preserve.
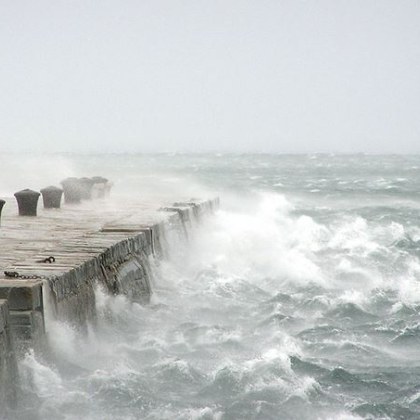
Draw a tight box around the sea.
[2,153,420,420]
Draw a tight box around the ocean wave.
[321,367,394,392]
[352,402,418,419]
[325,303,378,325]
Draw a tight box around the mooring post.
[60,178,82,204]
[0,199,5,226]
[105,181,113,197]
[91,176,108,198]
[40,186,63,209]
[14,189,40,216]
[79,177,95,199]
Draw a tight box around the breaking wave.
[5,153,420,420]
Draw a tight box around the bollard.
[0,199,5,226]
[60,178,82,204]
[14,189,40,216]
[91,176,108,184]
[79,177,95,200]
[105,181,113,198]
[91,176,108,198]
[40,186,63,209]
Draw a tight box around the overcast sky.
[0,0,419,153]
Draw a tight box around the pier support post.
[0,300,19,409]
[0,280,45,348]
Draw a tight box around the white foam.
[187,192,326,288]
[19,349,63,398]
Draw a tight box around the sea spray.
[3,153,420,419]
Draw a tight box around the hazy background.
[0,0,419,154]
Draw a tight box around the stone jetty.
[0,190,218,408]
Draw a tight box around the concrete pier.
[0,195,218,351]
[0,300,18,410]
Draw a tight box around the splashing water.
[4,153,420,420]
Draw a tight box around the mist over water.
[3,153,420,420]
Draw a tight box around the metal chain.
[3,271,52,280]
[4,256,57,280]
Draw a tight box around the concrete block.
[0,280,43,310]
[0,300,19,409]
[0,300,10,333]
[9,310,45,340]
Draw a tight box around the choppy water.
[3,154,420,420]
